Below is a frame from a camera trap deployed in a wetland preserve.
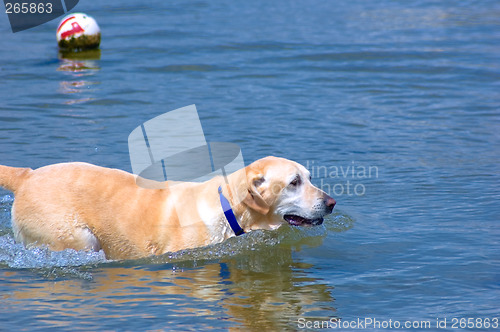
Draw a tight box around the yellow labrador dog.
[0,156,335,259]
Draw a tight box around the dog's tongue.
[284,214,307,226]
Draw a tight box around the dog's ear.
[242,175,270,215]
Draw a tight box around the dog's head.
[235,156,336,230]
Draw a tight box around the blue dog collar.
[218,186,245,236]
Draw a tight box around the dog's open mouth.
[284,214,324,226]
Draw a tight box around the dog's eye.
[289,176,301,187]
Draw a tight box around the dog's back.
[0,162,191,259]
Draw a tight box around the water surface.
[1,0,499,330]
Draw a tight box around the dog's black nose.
[324,194,336,213]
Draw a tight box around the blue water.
[1,0,499,330]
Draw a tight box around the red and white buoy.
[56,13,100,50]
